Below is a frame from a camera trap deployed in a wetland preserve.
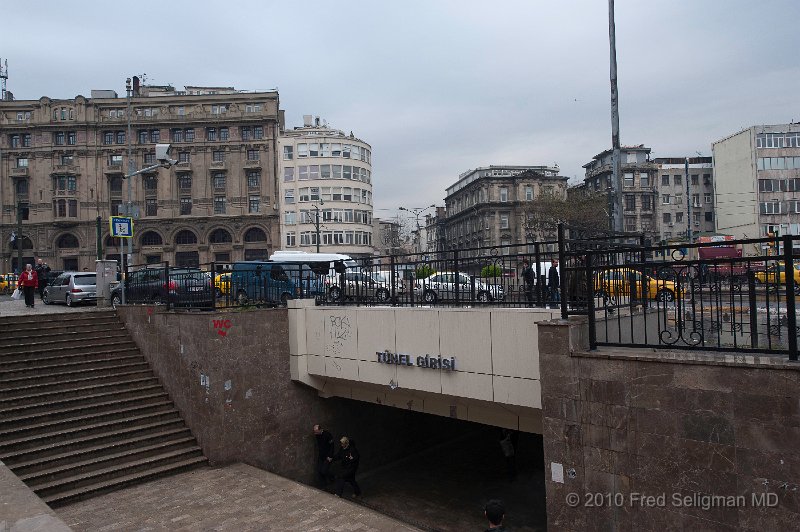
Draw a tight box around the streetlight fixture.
[311,199,324,252]
[399,204,436,253]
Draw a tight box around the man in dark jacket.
[520,260,535,307]
[313,424,334,487]
[548,259,560,307]
[328,436,361,498]
[34,258,50,300]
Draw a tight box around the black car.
[110,267,212,308]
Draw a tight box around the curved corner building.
[278,116,374,258]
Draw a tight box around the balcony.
[53,164,80,174]
[11,167,28,177]
[53,188,78,197]
[244,159,262,169]
[210,161,227,169]
[175,161,191,170]
[104,163,124,175]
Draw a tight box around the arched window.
[244,227,267,243]
[10,236,33,250]
[141,231,163,246]
[175,230,198,245]
[209,228,232,244]
[57,233,79,248]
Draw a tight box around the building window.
[109,154,123,166]
[283,167,294,182]
[109,176,123,193]
[284,211,296,225]
[249,195,260,213]
[691,174,699,186]
[692,194,701,207]
[283,145,293,160]
[103,131,114,145]
[705,211,714,222]
[297,144,308,158]
[641,195,652,211]
[214,196,226,214]
[254,126,263,139]
[663,213,671,223]
[247,170,261,188]
[171,128,184,142]
[141,231,163,246]
[61,154,74,165]
[499,187,508,202]
[244,228,267,242]
[674,175,682,186]
[623,173,634,187]
[53,132,65,145]
[676,212,684,223]
[175,230,198,245]
[178,175,192,190]
[662,194,670,204]
[116,131,125,144]
[185,129,195,142]
[661,174,669,186]
[144,152,155,164]
[22,134,31,147]
[760,201,781,215]
[138,130,148,143]
[704,193,712,204]
[499,213,509,229]
[146,198,158,217]
[284,189,295,204]
[150,130,160,143]
[180,197,192,215]
[212,150,225,162]
[241,126,251,141]
[624,195,636,211]
[211,104,227,114]
[286,232,296,247]
[640,173,649,187]
[309,143,319,157]
[212,173,226,191]
[16,157,28,168]
[9,134,20,147]
[245,103,262,113]
[247,149,259,161]
[179,152,190,163]
[143,175,157,192]
[758,179,787,192]
[207,128,217,141]
[219,127,229,141]
[703,174,711,185]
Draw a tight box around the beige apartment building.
[443,165,568,252]
[278,115,374,257]
[713,123,800,254]
[0,85,282,272]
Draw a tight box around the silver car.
[43,272,99,306]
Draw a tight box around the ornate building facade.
[0,86,282,272]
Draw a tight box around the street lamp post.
[399,205,435,253]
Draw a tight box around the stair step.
[0,385,165,418]
[0,361,151,387]
[18,437,200,483]
[0,324,125,341]
[0,405,179,448]
[0,312,118,328]
[0,397,172,436]
[8,426,194,472]
[0,418,186,463]
[43,456,207,506]
[0,348,140,369]
[0,332,130,352]
[0,353,145,379]
[0,374,157,402]
[0,339,136,359]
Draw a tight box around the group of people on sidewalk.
[520,259,560,308]
[16,259,51,308]
[313,424,361,498]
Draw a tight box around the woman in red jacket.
[19,263,38,308]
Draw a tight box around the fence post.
[783,235,797,360]
[454,249,460,306]
[210,261,216,310]
[558,223,567,319]
[534,242,542,307]
[390,255,396,305]
[748,270,758,349]
[165,261,171,311]
[586,250,596,349]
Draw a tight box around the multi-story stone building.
[583,145,658,239]
[278,115,374,257]
[713,123,800,254]
[443,165,567,251]
[652,157,715,242]
[424,207,448,256]
[0,85,282,272]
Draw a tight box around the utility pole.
[313,204,321,252]
[608,0,623,233]
[125,77,134,272]
[685,158,692,244]
[16,202,23,272]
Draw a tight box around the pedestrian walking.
[548,259,560,307]
[19,264,39,308]
[484,499,507,531]
[313,424,335,488]
[34,258,50,300]
[499,429,517,481]
[520,260,535,307]
[328,436,361,498]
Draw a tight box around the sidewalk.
[58,464,422,531]
[0,296,111,317]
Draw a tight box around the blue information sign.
[109,216,134,238]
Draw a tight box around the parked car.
[594,268,679,302]
[327,271,392,302]
[214,272,231,298]
[43,272,99,306]
[754,263,800,285]
[373,270,406,296]
[110,267,213,308]
[230,262,298,306]
[414,271,500,303]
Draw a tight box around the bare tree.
[522,189,610,242]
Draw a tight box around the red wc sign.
[212,319,233,337]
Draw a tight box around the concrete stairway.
[0,310,206,507]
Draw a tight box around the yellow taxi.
[0,273,18,294]
[595,268,679,302]
[754,263,800,285]
[214,272,231,297]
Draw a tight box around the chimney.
[132,76,140,97]
[302,114,313,127]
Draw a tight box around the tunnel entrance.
[315,398,546,532]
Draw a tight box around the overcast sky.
[4,0,799,221]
